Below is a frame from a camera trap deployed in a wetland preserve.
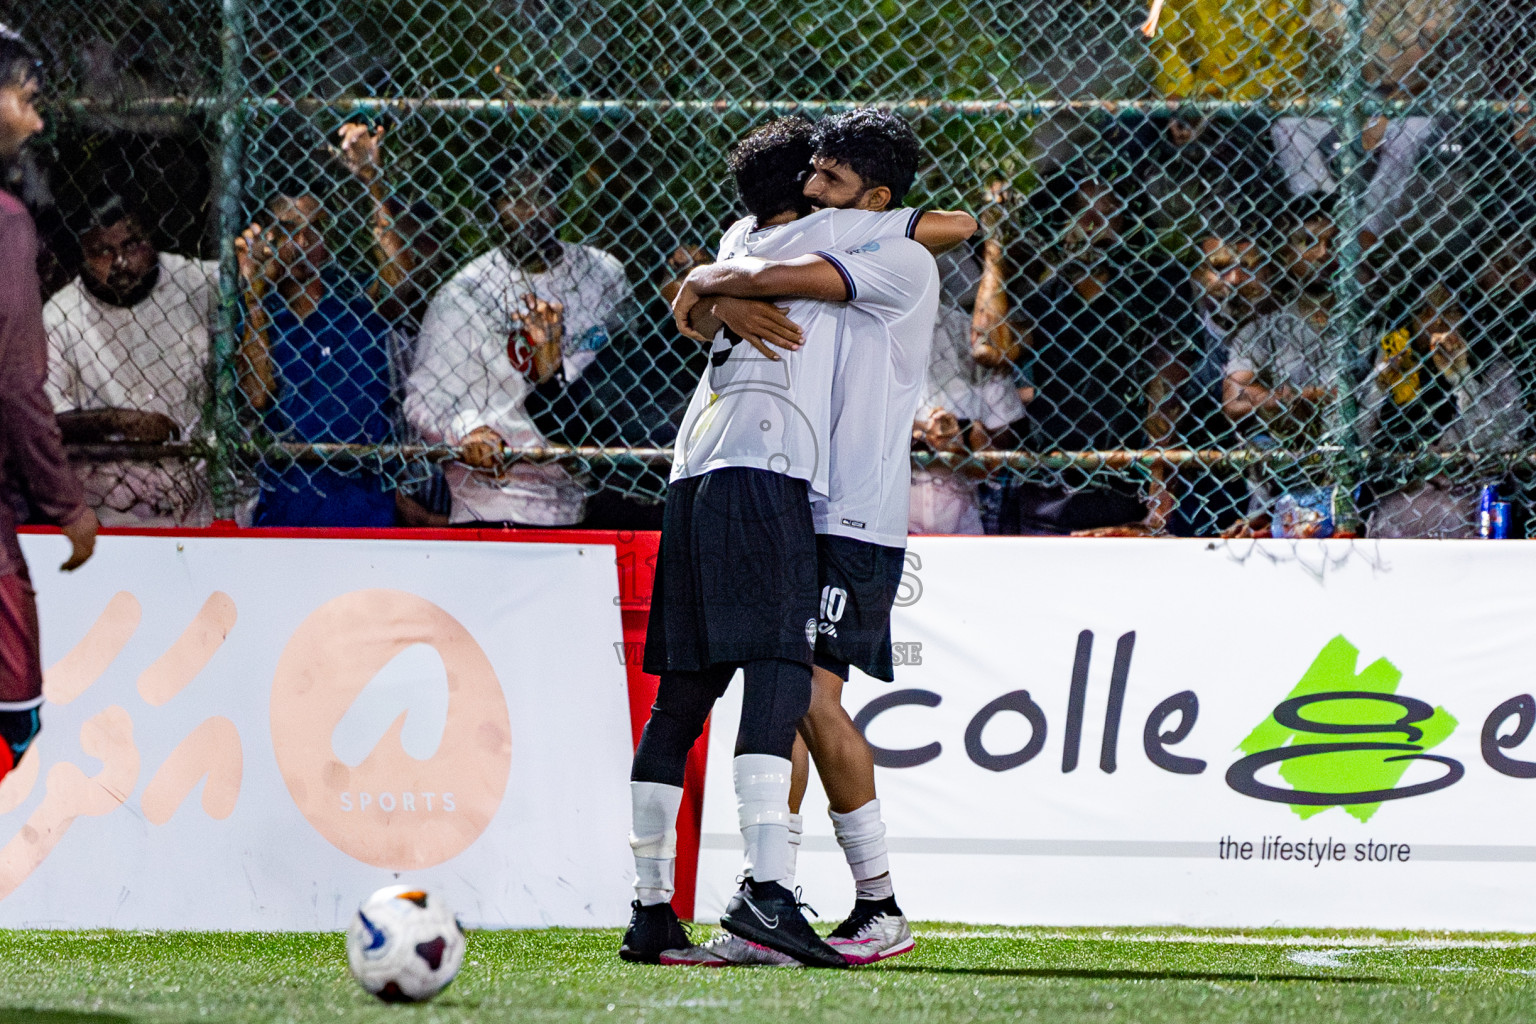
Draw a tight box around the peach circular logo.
[270,590,512,869]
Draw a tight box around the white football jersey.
[811,237,942,548]
[671,207,923,494]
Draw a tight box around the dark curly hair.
[810,109,921,204]
[727,116,815,223]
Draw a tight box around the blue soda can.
[1493,501,1511,540]
[1480,485,1499,539]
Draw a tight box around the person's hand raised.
[234,222,273,284]
[518,295,565,383]
[334,122,385,182]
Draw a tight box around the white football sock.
[734,754,793,885]
[830,799,894,900]
[629,781,683,906]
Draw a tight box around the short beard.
[82,259,161,309]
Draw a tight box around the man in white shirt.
[404,151,636,526]
[44,190,216,526]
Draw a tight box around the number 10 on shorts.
[820,585,847,625]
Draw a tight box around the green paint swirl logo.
[1226,636,1462,822]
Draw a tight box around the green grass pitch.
[0,924,1533,1023]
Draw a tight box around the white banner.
[698,537,1536,930]
[3,534,634,930]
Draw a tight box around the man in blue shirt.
[236,190,400,526]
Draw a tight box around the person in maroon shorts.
[0,26,98,779]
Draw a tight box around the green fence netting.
[5,0,1534,536]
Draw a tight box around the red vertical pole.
[614,530,710,920]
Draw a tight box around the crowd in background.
[23,0,1536,538]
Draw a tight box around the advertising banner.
[697,538,1536,931]
[2,534,634,930]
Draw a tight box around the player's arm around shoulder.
[822,206,977,255]
[820,236,939,315]
[909,210,978,253]
[672,255,850,342]
[684,254,852,302]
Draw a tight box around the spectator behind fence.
[1359,282,1526,454]
[236,189,396,527]
[42,188,215,526]
[1221,234,1377,525]
[1272,0,1459,247]
[1011,251,1156,534]
[908,221,1030,535]
[1102,113,1284,248]
[1359,280,1528,537]
[236,126,437,528]
[909,302,1029,535]
[1185,225,1274,423]
[405,150,636,527]
[1160,225,1276,535]
[987,178,1184,535]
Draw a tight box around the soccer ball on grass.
[346,885,466,1002]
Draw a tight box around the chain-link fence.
[5,0,1535,536]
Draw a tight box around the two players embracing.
[622,110,977,968]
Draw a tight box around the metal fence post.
[1327,0,1369,535]
[209,0,248,520]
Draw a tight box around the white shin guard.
[749,811,805,885]
[734,754,793,885]
[786,812,804,884]
[630,781,684,905]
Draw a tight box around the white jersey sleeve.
[815,237,939,317]
[812,237,942,548]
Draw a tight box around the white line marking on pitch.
[1285,950,1536,974]
[918,931,1536,950]
[1289,950,1364,967]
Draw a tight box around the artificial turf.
[1,924,1534,1023]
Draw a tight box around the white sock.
[629,781,683,906]
[830,799,894,900]
[786,812,804,885]
[734,754,793,885]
